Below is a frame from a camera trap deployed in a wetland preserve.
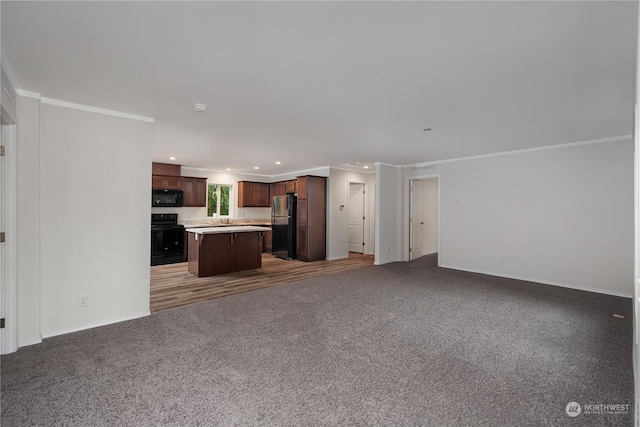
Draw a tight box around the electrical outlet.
[388,247,391,253]
[499,258,504,265]
[78,295,88,308]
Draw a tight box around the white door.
[0,118,5,352]
[410,180,423,260]
[0,112,17,354]
[348,183,365,253]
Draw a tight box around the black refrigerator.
[271,193,297,260]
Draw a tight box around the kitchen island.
[186,226,271,277]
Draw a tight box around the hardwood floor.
[150,253,374,312]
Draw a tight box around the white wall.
[39,103,153,337]
[633,2,640,422]
[375,163,403,265]
[16,96,41,346]
[327,168,375,260]
[403,139,634,297]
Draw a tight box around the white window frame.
[207,183,232,218]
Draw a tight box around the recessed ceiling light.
[423,128,432,132]
[276,161,281,165]
[363,166,369,169]
[254,166,259,170]
[226,168,231,171]
[193,103,207,113]
[169,157,176,160]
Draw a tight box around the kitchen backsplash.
[151,206,271,221]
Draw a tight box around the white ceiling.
[2,1,636,176]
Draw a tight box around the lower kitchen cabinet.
[188,233,232,276]
[187,230,265,277]
[296,227,308,260]
[263,229,272,253]
[232,232,262,270]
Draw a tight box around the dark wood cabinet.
[182,177,207,207]
[286,180,297,193]
[232,232,263,270]
[296,176,326,262]
[270,182,286,198]
[296,227,308,260]
[152,162,181,176]
[188,232,232,277]
[238,181,271,207]
[152,175,183,190]
[297,177,308,199]
[297,199,308,228]
[188,230,265,277]
[263,229,272,253]
[151,162,206,206]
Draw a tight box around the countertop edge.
[186,226,272,234]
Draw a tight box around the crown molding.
[404,134,633,169]
[15,89,42,100]
[40,97,155,123]
[375,162,401,168]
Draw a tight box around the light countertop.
[185,226,271,234]
[180,219,270,228]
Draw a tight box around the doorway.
[409,177,439,261]
[1,108,17,354]
[348,183,365,254]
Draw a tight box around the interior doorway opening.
[1,108,18,354]
[348,182,365,254]
[409,177,439,261]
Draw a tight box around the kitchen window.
[207,184,231,217]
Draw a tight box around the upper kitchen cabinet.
[152,174,183,190]
[152,162,183,189]
[182,177,207,207]
[152,162,181,176]
[296,175,326,262]
[270,182,286,198]
[237,181,271,207]
[286,180,297,194]
[296,176,308,199]
[151,162,206,206]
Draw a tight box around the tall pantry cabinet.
[296,175,327,262]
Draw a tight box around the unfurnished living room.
[0,2,638,426]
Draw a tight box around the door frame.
[347,182,366,254]
[1,106,18,354]
[408,175,441,264]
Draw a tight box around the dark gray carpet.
[1,254,633,426]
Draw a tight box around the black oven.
[152,189,183,207]
[151,214,185,266]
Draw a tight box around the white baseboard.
[18,337,43,348]
[42,311,151,340]
[327,255,349,261]
[439,264,632,299]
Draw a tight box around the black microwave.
[152,189,183,207]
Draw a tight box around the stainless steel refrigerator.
[271,193,297,260]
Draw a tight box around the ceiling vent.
[410,164,437,172]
